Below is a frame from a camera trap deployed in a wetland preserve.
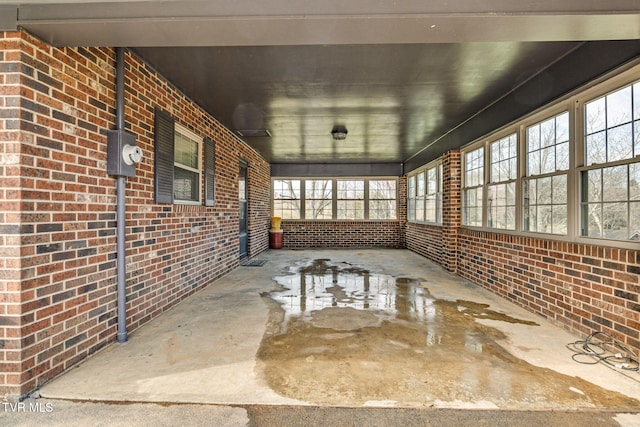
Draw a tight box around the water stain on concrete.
[258,259,640,409]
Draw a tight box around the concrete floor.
[27,250,640,424]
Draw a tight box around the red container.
[269,229,283,249]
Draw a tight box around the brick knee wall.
[456,230,640,352]
[281,220,404,248]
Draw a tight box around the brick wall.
[0,30,270,397]
[281,220,404,249]
[406,223,445,265]
[457,230,640,353]
[0,31,22,397]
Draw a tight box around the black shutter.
[154,108,174,204]
[204,137,215,206]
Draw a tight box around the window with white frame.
[272,178,398,220]
[463,147,484,227]
[524,112,569,234]
[581,80,640,240]
[407,175,416,221]
[415,172,425,222]
[273,179,301,219]
[173,125,202,203]
[488,133,517,229]
[407,161,443,224]
[437,163,443,223]
[369,179,397,220]
[305,179,333,219]
[337,180,365,219]
[424,166,438,222]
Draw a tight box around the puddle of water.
[258,259,640,409]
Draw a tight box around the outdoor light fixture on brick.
[331,125,348,140]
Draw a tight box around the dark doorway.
[239,160,248,259]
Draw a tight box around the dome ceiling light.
[331,125,348,141]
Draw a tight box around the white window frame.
[272,179,302,219]
[576,71,640,244]
[173,124,202,205]
[487,133,518,230]
[522,110,571,236]
[462,146,485,227]
[407,159,443,225]
[369,179,398,220]
[271,177,398,221]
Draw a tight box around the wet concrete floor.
[259,258,640,409]
[36,250,640,422]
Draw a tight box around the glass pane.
[631,202,640,240]
[416,173,425,195]
[552,205,567,235]
[415,197,425,221]
[306,180,332,199]
[408,199,415,221]
[305,199,332,219]
[602,202,628,239]
[490,135,517,182]
[174,132,199,169]
[586,169,602,203]
[537,205,551,234]
[463,188,482,227]
[540,117,555,147]
[528,151,540,176]
[540,147,555,174]
[273,180,301,199]
[556,112,570,143]
[525,204,537,232]
[465,148,484,187]
[273,200,301,219]
[585,97,606,134]
[337,180,364,199]
[556,141,569,171]
[426,169,437,194]
[408,176,416,198]
[607,123,633,162]
[631,163,640,201]
[524,178,536,205]
[506,181,516,205]
[585,203,603,237]
[607,86,632,127]
[552,174,567,205]
[370,180,396,199]
[370,200,397,220]
[586,131,606,166]
[527,125,540,151]
[425,197,436,222]
[634,83,640,121]
[635,120,640,157]
[602,165,627,202]
[538,176,551,204]
[174,166,199,201]
[337,200,364,219]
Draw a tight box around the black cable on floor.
[567,331,639,372]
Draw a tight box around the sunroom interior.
[1,1,639,406]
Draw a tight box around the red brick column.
[441,150,461,272]
[0,31,26,398]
